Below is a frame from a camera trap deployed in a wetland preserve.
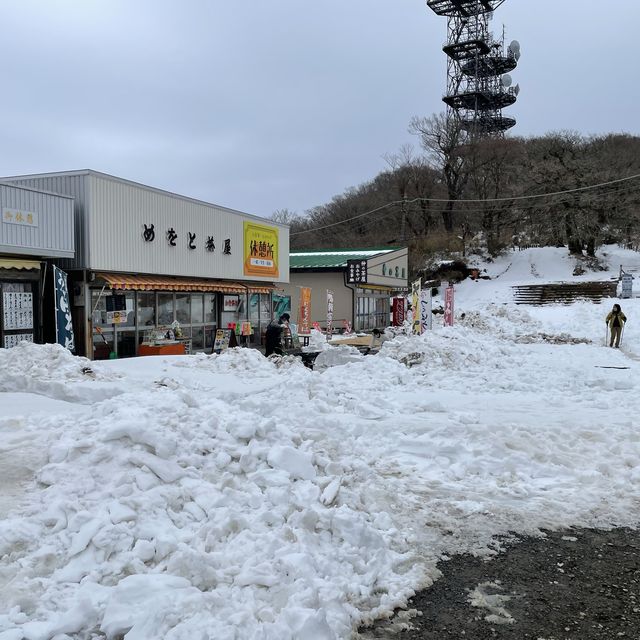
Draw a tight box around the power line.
[291,172,640,237]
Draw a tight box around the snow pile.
[0,346,423,639]
[1,246,640,639]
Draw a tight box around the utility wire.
[291,172,640,237]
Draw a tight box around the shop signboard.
[411,279,421,335]
[326,290,334,336]
[621,273,633,299]
[420,289,433,332]
[2,292,34,330]
[213,328,238,353]
[298,287,311,334]
[2,208,39,228]
[106,310,128,324]
[243,222,279,278]
[347,259,367,284]
[444,285,455,327]
[4,333,34,349]
[223,295,241,312]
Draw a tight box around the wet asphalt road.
[357,528,640,640]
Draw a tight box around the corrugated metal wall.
[88,173,290,282]
[5,173,89,269]
[0,183,74,258]
[4,171,290,282]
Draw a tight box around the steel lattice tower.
[427,0,520,137]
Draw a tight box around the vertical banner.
[326,290,334,336]
[298,287,311,334]
[411,279,421,335]
[420,288,432,332]
[392,297,405,326]
[53,265,75,351]
[444,285,455,327]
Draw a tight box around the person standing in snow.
[606,304,627,348]
[264,313,290,356]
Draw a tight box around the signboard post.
[298,287,311,334]
[392,297,406,327]
[411,279,421,335]
[212,328,238,354]
[420,288,433,332]
[621,273,633,299]
[53,266,75,352]
[326,290,334,337]
[444,285,455,327]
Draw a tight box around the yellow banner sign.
[243,222,279,278]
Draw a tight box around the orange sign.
[298,287,311,334]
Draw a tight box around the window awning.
[0,258,41,271]
[95,273,274,295]
[356,283,395,292]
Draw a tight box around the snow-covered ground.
[1,246,639,640]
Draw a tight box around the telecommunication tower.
[427,0,521,137]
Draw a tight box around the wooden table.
[138,343,185,356]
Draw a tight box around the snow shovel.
[95,326,117,359]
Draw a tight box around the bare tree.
[409,113,469,233]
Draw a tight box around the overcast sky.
[1,1,639,219]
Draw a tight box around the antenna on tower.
[427,0,521,138]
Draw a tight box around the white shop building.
[0,182,74,349]
[3,170,290,359]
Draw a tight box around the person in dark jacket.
[606,304,627,348]
[264,313,290,356]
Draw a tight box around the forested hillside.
[274,114,640,276]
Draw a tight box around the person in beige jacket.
[606,304,627,348]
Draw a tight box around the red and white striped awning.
[95,273,274,294]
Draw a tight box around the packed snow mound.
[313,345,364,371]
[2,245,640,639]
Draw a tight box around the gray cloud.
[0,0,638,218]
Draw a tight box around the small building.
[283,247,408,332]
[0,182,74,349]
[3,170,289,359]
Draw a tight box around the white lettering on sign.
[2,208,39,228]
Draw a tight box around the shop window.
[121,292,136,327]
[204,294,217,324]
[157,293,174,325]
[138,292,155,327]
[176,294,190,324]
[91,290,110,327]
[191,327,204,351]
[204,326,215,351]
[191,295,204,324]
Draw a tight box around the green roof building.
[281,246,408,333]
